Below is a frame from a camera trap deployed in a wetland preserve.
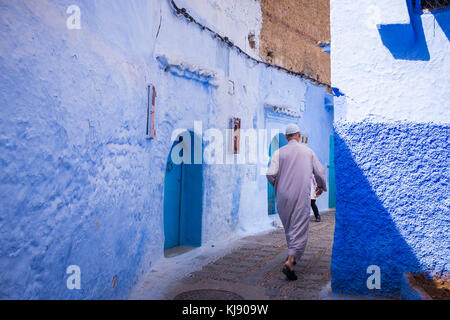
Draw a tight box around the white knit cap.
[285,123,300,135]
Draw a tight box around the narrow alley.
[131,210,336,300]
[1,0,449,302]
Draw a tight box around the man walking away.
[266,124,327,280]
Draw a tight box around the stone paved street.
[131,210,337,300]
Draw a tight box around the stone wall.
[259,0,331,84]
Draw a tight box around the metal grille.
[420,0,450,11]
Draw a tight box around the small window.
[414,0,450,12]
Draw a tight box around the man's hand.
[315,187,323,197]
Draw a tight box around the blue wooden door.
[179,132,203,247]
[164,132,203,250]
[163,141,183,250]
[267,133,288,215]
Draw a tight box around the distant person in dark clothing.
[311,175,321,222]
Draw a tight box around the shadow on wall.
[332,121,449,298]
[377,0,430,61]
[331,126,421,298]
[433,7,450,41]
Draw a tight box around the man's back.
[267,139,327,215]
[278,141,315,194]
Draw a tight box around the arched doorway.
[267,133,288,215]
[163,131,203,256]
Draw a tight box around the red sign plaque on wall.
[230,117,241,154]
[146,85,156,139]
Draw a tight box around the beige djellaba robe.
[266,140,327,260]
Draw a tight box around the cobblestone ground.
[134,210,336,300]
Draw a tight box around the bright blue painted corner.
[331,87,345,97]
[433,8,450,41]
[319,42,331,54]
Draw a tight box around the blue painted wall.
[331,0,450,297]
[0,0,333,298]
[300,83,335,211]
[0,0,164,300]
[332,121,449,297]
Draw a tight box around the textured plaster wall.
[331,0,450,298]
[332,0,450,124]
[0,0,333,299]
[300,84,334,211]
[174,0,262,60]
[0,0,163,300]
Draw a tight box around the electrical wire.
[168,0,332,90]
